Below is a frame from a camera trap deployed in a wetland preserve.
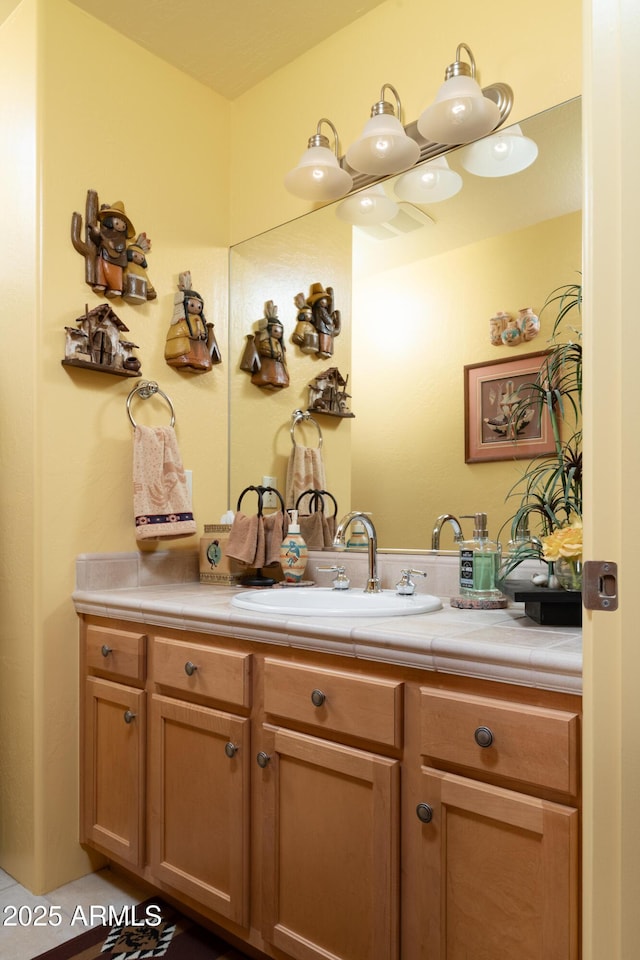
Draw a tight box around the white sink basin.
[231,587,442,618]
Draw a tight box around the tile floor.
[0,866,149,959]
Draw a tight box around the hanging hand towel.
[226,512,264,566]
[263,510,288,566]
[285,443,326,509]
[133,425,196,540]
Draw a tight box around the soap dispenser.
[459,513,502,598]
[279,510,308,583]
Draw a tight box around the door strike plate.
[582,561,618,611]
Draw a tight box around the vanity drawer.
[85,625,146,685]
[420,688,579,795]
[151,636,251,708]
[264,658,403,749]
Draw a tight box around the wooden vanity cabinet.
[81,624,147,868]
[413,687,581,960]
[259,659,402,960]
[79,616,582,960]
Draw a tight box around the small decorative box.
[199,524,241,585]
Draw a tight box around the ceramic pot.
[554,557,582,592]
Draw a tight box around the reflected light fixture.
[284,118,353,201]
[336,184,399,226]
[346,84,420,176]
[458,123,539,177]
[394,156,463,203]
[417,43,501,145]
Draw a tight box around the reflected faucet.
[431,514,464,551]
[333,512,381,593]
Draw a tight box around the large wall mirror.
[229,97,581,550]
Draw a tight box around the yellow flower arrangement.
[540,520,583,563]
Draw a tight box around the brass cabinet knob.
[474,725,494,748]
[184,661,198,677]
[416,802,433,824]
[311,689,326,707]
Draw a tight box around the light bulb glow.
[458,124,538,177]
[336,185,399,225]
[346,113,419,175]
[394,156,463,203]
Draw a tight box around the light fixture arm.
[446,42,477,80]
[371,83,403,119]
[308,117,342,156]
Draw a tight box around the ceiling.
[64,0,387,100]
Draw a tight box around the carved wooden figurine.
[62,303,141,377]
[305,283,341,358]
[71,190,155,302]
[308,367,354,417]
[291,292,318,354]
[241,301,289,389]
[165,271,222,373]
[123,233,156,303]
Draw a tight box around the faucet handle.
[396,569,427,596]
[317,565,350,590]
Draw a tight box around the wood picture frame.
[464,351,555,463]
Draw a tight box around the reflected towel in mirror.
[286,444,326,509]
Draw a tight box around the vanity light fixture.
[335,184,399,226]
[417,43,501,146]
[457,123,539,177]
[284,118,353,202]
[345,84,420,176]
[394,155,463,203]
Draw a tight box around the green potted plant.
[499,279,582,587]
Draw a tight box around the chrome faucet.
[431,513,464,551]
[333,512,381,593]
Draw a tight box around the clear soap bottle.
[459,513,502,598]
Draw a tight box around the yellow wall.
[0,0,582,895]
[351,212,582,547]
[0,0,231,892]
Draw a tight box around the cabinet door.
[82,676,145,867]
[149,694,250,926]
[415,767,579,960]
[260,724,400,960]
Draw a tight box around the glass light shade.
[346,114,420,175]
[417,75,500,145]
[284,145,353,201]
[336,185,399,226]
[394,156,463,203]
[458,124,539,177]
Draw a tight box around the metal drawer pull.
[311,688,326,707]
[184,661,198,677]
[416,802,433,824]
[123,710,136,724]
[256,751,271,768]
[474,725,494,748]
[225,741,238,758]
[101,645,112,657]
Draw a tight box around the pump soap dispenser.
[279,510,308,583]
[458,512,502,599]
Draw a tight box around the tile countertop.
[72,551,582,695]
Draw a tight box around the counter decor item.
[279,510,309,583]
[457,512,503,600]
[498,280,583,623]
[62,303,141,377]
[227,484,287,586]
[199,523,241,586]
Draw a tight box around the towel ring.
[237,484,285,517]
[290,409,323,448]
[295,489,338,517]
[126,381,175,428]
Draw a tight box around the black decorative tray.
[501,579,582,627]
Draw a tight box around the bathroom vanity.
[75,552,581,960]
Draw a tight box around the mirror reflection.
[229,98,581,550]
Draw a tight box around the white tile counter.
[72,550,582,695]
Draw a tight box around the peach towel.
[286,444,326,509]
[227,511,288,567]
[133,426,196,540]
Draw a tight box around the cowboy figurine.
[305,283,341,358]
[123,232,156,303]
[88,200,136,298]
